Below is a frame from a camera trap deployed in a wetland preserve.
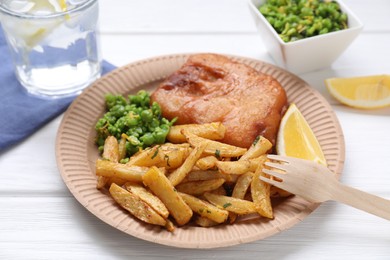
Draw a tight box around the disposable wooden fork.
[261,155,390,221]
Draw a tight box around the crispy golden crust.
[151,53,287,148]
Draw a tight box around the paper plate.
[56,54,345,248]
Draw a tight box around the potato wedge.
[204,192,257,215]
[251,162,273,219]
[127,145,163,166]
[143,166,193,226]
[109,183,166,227]
[210,185,227,196]
[195,216,219,227]
[124,182,169,218]
[106,176,128,187]
[183,130,247,157]
[216,156,267,175]
[118,134,128,161]
[215,160,252,175]
[158,144,193,169]
[195,155,219,170]
[97,136,120,189]
[96,159,148,182]
[168,142,207,186]
[102,136,120,162]
[128,144,191,170]
[229,172,254,223]
[164,218,175,232]
[179,192,228,223]
[96,176,110,190]
[239,136,272,161]
[183,170,235,183]
[167,122,226,143]
[232,172,254,199]
[176,178,225,196]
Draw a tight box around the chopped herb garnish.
[151,146,160,159]
[223,202,232,209]
[164,154,171,167]
[206,210,212,214]
[253,135,260,146]
[215,149,221,159]
[198,208,204,213]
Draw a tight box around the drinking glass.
[0,0,102,98]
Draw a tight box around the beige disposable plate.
[56,53,345,249]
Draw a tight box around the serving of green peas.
[95,90,176,162]
[259,0,348,43]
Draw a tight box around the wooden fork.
[261,155,390,221]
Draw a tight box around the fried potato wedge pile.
[95,122,288,232]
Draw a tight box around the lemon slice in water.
[276,103,327,165]
[326,75,390,109]
[12,0,68,48]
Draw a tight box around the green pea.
[105,94,116,109]
[319,28,329,34]
[140,133,155,147]
[286,28,297,36]
[141,110,153,122]
[105,94,126,109]
[280,34,290,42]
[111,104,127,118]
[141,96,151,107]
[339,13,348,23]
[300,7,313,16]
[95,118,106,130]
[273,20,285,32]
[126,142,140,156]
[120,158,129,164]
[151,102,161,116]
[96,136,105,147]
[126,129,139,138]
[129,94,142,105]
[322,18,332,29]
[134,127,143,134]
[306,26,316,36]
[151,118,160,128]
[127,135,141,146]
[154,127,169,144]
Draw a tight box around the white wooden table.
[1,0,390,259]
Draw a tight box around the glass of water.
[0,0,102,98]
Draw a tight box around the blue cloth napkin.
[0,26,116,151]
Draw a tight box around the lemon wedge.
[276,103,327,165]
[325,75,390,109]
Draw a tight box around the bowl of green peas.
[248,0,363,74]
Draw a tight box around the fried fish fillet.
[151,54,288,148]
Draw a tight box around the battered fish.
[151,54,287,148]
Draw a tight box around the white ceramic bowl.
[248,0,363,74]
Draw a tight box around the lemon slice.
[11,0,68,49]
[276,103,326,165]
[58,0,68,11]
[325,75,390,109]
